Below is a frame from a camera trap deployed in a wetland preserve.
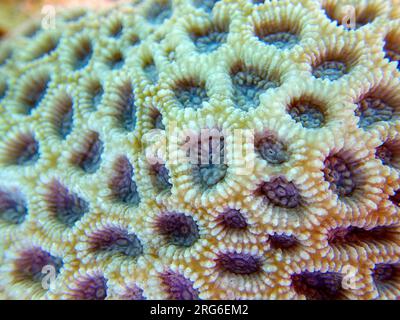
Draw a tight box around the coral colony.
[0,0,400,300]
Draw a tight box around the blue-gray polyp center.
[191,136,227,188]
[256,135,289,164]
[0,190,28,224]
[192,29,228,53]
[90,227,143,257]
[175,81,209,110]
[110,156,140,205]
[312,60,347,81]
[355,98,394,128]
[232,68,279,111]
[289,101,325,129]
[76,134,103,174]
[50,181,89,227]
[260,31,299,50]
[152,163,172,191]
[73,39,92,70]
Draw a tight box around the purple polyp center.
[77,134,103,173]
[373,264,396,283]
[152,163,172,191]
[269,234,297,250]
[161,271,199,300]
[15,135,40,166]
[0,190,27,224]
[220,209,247,229]
[375,144,393,166]
[328,226,393,245]
[217,252,261,275]
[256,135,289,164]
[16,248,63,283]
[260,176,300,208]
[73,276,108,300]
[110,156,140,205]
[323,155,355,197]
[291,271,343,300]
[120,285,145,300]
[49,181,89,227]
[118,84,137,131]
[90,227,143,257]
[156,212,199,247]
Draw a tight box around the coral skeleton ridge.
[0,0,400,300]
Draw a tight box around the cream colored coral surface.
[0,0,400,300]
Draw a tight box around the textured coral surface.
[1,0,400,300]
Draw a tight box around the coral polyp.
[0,0,400,300]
